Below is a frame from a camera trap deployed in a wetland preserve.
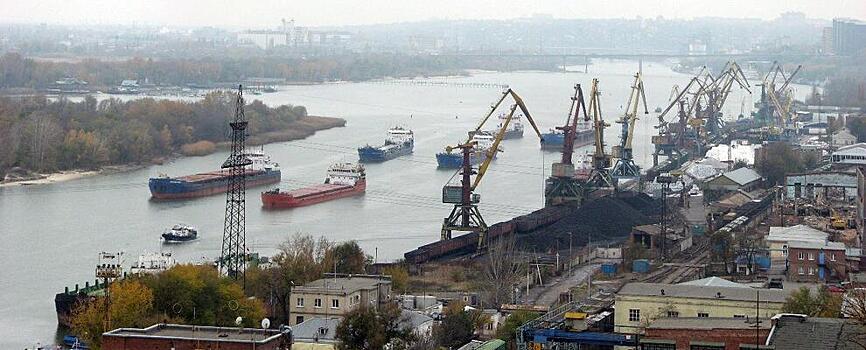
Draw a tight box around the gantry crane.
[584,79,615,189]
[544,84,588,207]
[610,72,649,182]
[441,89,543,249]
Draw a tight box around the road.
[527,264,600,306]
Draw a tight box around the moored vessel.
[148,148,280,200]
[358,126,414,162]
[261,163,366,209]
[436,132,498,168]
[540,121,593,150]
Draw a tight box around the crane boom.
[621,71,648,150]
[559,84,588,165]
[466,88,543,145]
[472,104,519,189]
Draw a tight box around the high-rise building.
[833,18,866,55]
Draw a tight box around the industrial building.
[102,324,290,350]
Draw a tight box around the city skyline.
[0,0,864,28]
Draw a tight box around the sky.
[0,0,864,28]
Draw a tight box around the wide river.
[0,59,810,348]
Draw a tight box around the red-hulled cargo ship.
[261,163,365,208]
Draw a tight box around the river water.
[0,59,810,348]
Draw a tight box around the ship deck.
[285,183,350,197]
[176,169,262,183]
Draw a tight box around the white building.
[831,143,866,166]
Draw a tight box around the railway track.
[638,238,710,284]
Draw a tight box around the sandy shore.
[0,165,142,188]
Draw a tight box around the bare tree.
[843,288,866,349]
[481,235,521,307]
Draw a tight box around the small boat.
[130,252,177,275]
[161,224,198,243]
[261,163,366,209]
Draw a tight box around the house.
[834,127,858,147]
[703,167,763,192]
[766,314,865,349]
[102,324,291,350]
[291,317,339,348]
[399,310,434,338]
[640,317,771,350]
[289,275,392,325]
[832,143,866,166]
[787,241,848,282]
[614,282,788,335]
[766,225,829,260]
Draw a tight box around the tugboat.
[358,126,414,162]
[436,132,498,168]
[161,224,198,243]
[261,163,366,209]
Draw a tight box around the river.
[0,59,811,348]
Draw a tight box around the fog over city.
[1,0,865,26]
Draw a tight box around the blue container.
[601,263,618,276]
[691,224,706,236]
[632,259,650,273]
[755,256,771,270]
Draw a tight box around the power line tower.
[221,85,252,281]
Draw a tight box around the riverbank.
[0,115,346,187]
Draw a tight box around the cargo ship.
[261,163,366,209]
[470,113,524,140]
[540,121,594,150]
[436,132,498,168]
[148,148,280,200]
[358,126,414,162]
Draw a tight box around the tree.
[782,286,842,317]
[434,304,475,349]
[496,311,539,349]
[384,265,410,295]
[333,240,369,274]
[480,236,521,307]
[336,304,411,350]
[756,142,808,185]
[71,279,155,349]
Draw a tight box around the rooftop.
[295,275,391,294]
[767,225,829,244]
[767,314,864,350]
[788,240,847,250]
[647,317,771,330]
[103,324,285,343]
[618,283,789,303]
[721,167,762,186]
[834,143,866,156]
[678,276,751,289]
[292,317,339,343]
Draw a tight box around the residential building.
[703,167,763,192]
[289,275,392,325]
[833,18,866,55]
[787,241,848,282]
[766,224,829,260]
[640,317,771,350]
[832,143,866,166]
[102,324,291,350]
[766,314,865,349]
[614,282,787,335]
[291,317,339,348]
[834,128,858,147]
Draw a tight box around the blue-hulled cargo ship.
[149,149,280,200]
[358,127,414,162]
[436,132,498,168]
[540,121,594,150]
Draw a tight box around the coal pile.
[516,196,655,252]
[614,192,663,217]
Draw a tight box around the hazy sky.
[1,0,864,28]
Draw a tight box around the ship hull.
[161,234,197,242]
[358,142,413,163]
[149,169,281,200]
[436,151,494,168]
[261,180,366,209]
[540,130,594,150]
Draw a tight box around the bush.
[180,140,216,156]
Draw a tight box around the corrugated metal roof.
[722,167,762,186]
[678,276,751,288]
[767,225,829,243]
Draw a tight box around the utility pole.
[220,85,252,283]
[657,174,676,262]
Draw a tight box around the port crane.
[544,84,588,206]
[584,79,615,190]
[610,72,649,182]
[755,62,801,136]
[441,89,543,249]
[694,61,750,135]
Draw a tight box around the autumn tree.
[433,302,475,349]
[335,304,412,350]
[383,265,410,295]
[496,311,539,350]
[71,279,155,349]
[332,240,370,274]
[782,286,843,317]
